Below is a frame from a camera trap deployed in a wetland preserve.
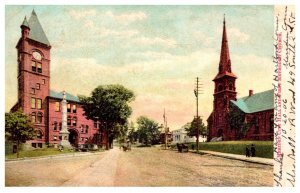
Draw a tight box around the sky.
[5,5,274,130]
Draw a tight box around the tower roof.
[213,16,237,81]
[21,16,30,28]
[28,9,51,46]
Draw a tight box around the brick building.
[11,10,105,148]
[207,18,274,141]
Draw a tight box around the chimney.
[249,90,254,96]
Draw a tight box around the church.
[207,18,274,141]
[10,10,107,149]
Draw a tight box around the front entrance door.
[68,129,78,145]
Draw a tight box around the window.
[72,104,77,113]
[270,116,274,133]
[85,125,89,133]
[81,137,84,142]
[67,117,71,125]
[37,130,42,139]
[31,61,36,72]
[42,79,46,84]
[81,125,84,133]
[67,104,71,112]
[85,138,88,142]
[54,136,57,141]
[37,112,43,123]
[31,112,36,123]
[59,122,62,130]
[31,88,35,94]
[37,99,42,109]
[55,102,60,112]
[218,84,223,92]
[53,122,58,131]
[72,117,77,126]
[229,83,233,90]
[37,63,42,73]
[38,143,42,148]
[32,143,37,148]
[31,98,36,108]
[36,83,40,90]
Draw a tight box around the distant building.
[171,127,206,144]
[10,10,106,149]
[160,127,172,144]
[206,17,274,141]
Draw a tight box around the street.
[5,146,273,186]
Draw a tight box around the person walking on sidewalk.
[245,145,250,157]
[251,144,256,157]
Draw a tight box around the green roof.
[231,89,274,113]
[21,16,29,28]
[49,90,80,103]
[28,10,50,46]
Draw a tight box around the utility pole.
[163,108,167,150]
[194,77,203,153]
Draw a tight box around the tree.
[127,121,138,143]
[79,84,135,150]
[185,117,207,137]
[5,110,37,158]
[136,116,161,145]
[228,104,249,139]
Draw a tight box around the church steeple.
[214,16,236,80]
[219,15,231,74]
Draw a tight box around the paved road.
[5,147,273,186]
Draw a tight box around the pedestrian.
[251,144,256,157]
[245,145,250,157]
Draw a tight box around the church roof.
[49,90,80,103]
[27,10,50,46]
[21,16,30,28]
[230,89,274,113]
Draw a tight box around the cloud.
[98,27,139,38]
[132,37,177,48]
[227,28,250,43]
[105,11,147,24]
[68,9,96,20]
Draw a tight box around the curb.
[200,151,274,166]
[5,151,105,163]
[168,148,273,166]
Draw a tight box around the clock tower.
[211,17,237,140]
[16,10,51,146]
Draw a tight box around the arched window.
[229,83,233,90]
[72,117,77,126]
[218,84,223,92]
[36,130,43,139]
[37,112,43,123]
[31,112,36,123]
[67,116,71,125]
[86,125,89,133]
[53,121,58,131]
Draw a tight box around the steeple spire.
[21,16,30,28]
[219,14,231,74]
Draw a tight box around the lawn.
[5,148,75,159]
[172,141,273,158]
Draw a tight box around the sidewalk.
[196,150,273,166]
